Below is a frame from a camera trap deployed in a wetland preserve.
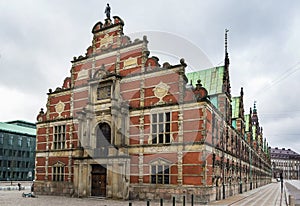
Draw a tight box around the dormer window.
[97,83,111,100]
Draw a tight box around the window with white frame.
[151,112,171,144]
[151,164,170,184]
[52,162,65,181]
[53,125,66,150]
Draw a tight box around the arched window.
[95,123,111,156]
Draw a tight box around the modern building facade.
[0,120,36,181]
[35,14,271,203]
[271,147,300,180]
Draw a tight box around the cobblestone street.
[0,182,291,206]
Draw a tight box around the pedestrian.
[18,183,21,191]
[31,182,34,194]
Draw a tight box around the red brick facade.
[35,15,271,203]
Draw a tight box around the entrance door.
[91,165,106,197]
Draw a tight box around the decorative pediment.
[93,65,109,79]
[53,161,65,167]
[149,157,172,165]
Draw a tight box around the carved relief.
[149,146,170,153]
[100,34,114,48]
[55,101,65,118]
[77,69,88,80]
[153,81,170,105]
[124,57,138,69]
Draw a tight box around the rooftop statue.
[105,3,111,19]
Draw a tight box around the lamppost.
[249,149,252,190]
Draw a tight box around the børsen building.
[35,14,271,203]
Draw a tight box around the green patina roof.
[231,97,240,119]
[186,66,224,96]
[0,121,36,136]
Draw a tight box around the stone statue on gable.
[105,3,111,19]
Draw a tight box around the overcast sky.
[0,0,300,153]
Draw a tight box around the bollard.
[191,194,194,206]
[147,200,150,206]
[289,195,295,206]
[129,202,132,206]
[173,196,176,206]
[160,198,163,206]
[183,195,185,206]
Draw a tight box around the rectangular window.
[151,112,171,144]
[151,165,170,184]
[27,138,31,147]
[18,137,22,146]
[54,125,66,150]
[0,134,3,144]
[8,136,13,145]
[52,165,64,181]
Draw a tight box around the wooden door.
[91,165,106,197]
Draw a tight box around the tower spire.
[225,29,229,66]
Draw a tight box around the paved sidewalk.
[210,182,286,206]
[285,182,300,206]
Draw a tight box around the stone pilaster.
[45,155,49,181]
[177,150,183,185]
[139,114,144,145]
[138,152,143,183]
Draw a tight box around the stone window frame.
[150,111,172,144]
[52,161,65,182]
[53,125,66,150]
[150,158,171,185]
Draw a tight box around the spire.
[252,101,259,125]
[253,101,257,114]
[225,29,230,66]
[240,87,244,97]
[222,29,231,96]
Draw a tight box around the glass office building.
[0,120,36,181]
